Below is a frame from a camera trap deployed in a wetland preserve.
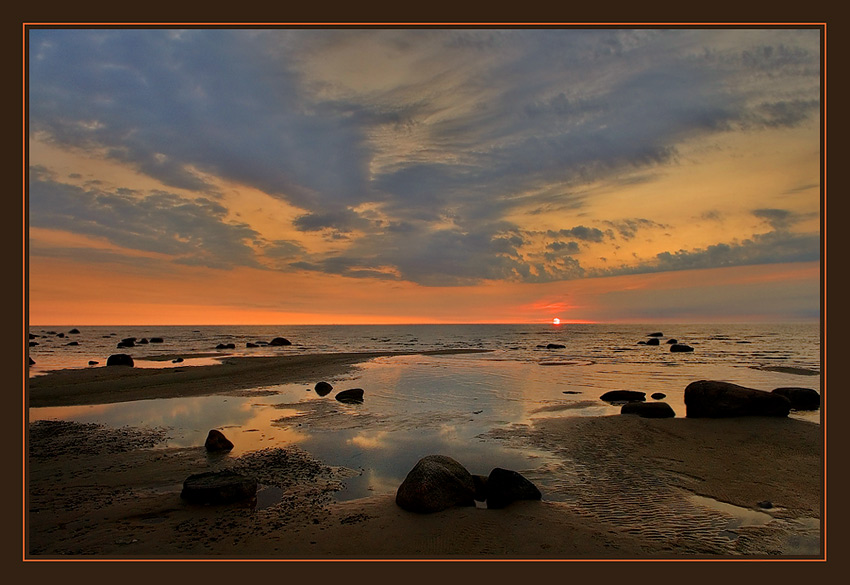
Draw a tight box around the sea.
[27,323,822,506]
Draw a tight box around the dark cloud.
[602,219,666,240]
[546,226,607,242]
[546,241,581,255]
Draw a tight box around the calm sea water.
[28,323,822,501]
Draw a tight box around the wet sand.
[26,352,823,559]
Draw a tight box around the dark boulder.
[269,337,292,346]
[684,380,791,418]
[621,401,676,418]
[546,343,566,349]
[396,455,476,513]
[180,470,257,505]
[66,341,79,346]
[106,353,134,367]
[121,337,136,345]
[771,387,820,410]
[149,337,164,343]
[56,333,65,338]
[651,392,666,400]
[600,390,646,403]
[68,328,80,334]
[666,339,678,344]
[646,338,660,346]
[117,340,135,348]
[647,332,664,337]
[204,429,234,452]
[670,344,694,352]
[484,467,542,509]
[335,388,364,404]
[314,381,333,396]
[758,500,774,509]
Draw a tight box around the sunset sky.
[26,27,822,325]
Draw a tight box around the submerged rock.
[106,353,134,367]
[396,455,476,513]
[180,470,257,505]
[600,390,646,403]
[684,380,791,418]
[335,388,364,404]
[484,467,542,509]
[771,387,820,410]
[205,429,234,452]
[621,401,675,418]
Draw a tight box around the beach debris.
[771,387,820,410]
[666,338,678,344]
[647,332,664,337]
[684,380,791,418]
[600,390,646,403]
[269,337,292,346]
[670,344,694,352]
[205,429,235,452]
[484,467,542,509]
[651,392,666,400]
[106,353,134,367]
[314,381,333,396]
[645,338,660,346]
[396,455,476,513]
[621,401,676,418]
[180,470,257,505]
[68,328,80,334]
[335,388,364,404]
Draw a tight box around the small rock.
[647,332,664,337]
[621,401,675,418]
[88,360,98,365]
[670,344,694,352]
[757,500,774,509]
[106,354,134,367]
[29,357,35,366]
[269,337,292,346]
[149,337,164,343]
[68,328,80,334]
[172,357,184,363]
[204,429,234,452]
[246,342,258,348]
[138,338,149,344]
[646,338,660,346]
[65,341,79,346]
[771,387,820,410]
[315,381,333,396]
[651,392,666,400]
[600,390,646,403]
[484,468,542,509]
[546,343,566,349]
[666,339,678,344]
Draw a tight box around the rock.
[29,342,38,346]
[138,338,149,344]
[621,401,676,418]
[66,341,79,346]
[771,387,820,410]
[246,342,258,348]
[484,468,542,509]
[562,390,581,394]
[335,388,364,404]
[106,354,134,367]
[269,337,292,346]
[180,470,257,505]
[395,455,476,513]
[29,334,36,339]
[647,332,664,337]
[215,343,236,349]
[757,500,774,509]
[29,357,35,366]
[121,337,136,345]
[666,339,678,344]
[684,380,791,418]
[637,341,647,345]
[472,474,488,502]
[646,338,660,346]
[546,343,566,349]
[149,337,163,343]
[117,340,135,348]
[88,360,98,365]
[172,357,184,363]
[600,390,646,403]
[204,429,234,452]
[315,381,333,396]
[56,333,65,338]
[651,392,666,400]
[68,328,80,334]
[670,344,694,352]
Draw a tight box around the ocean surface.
[28,323,822,503]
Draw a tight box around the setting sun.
[553,318,561,325]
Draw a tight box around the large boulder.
[600,390,646,403]
[269,337,292,346]
[205,429,234,452]
[335,388,364,404]
[180,470,257,505]
[621,401,676,418]
[314,381,333,396]
[484,468,542,509]
[106,353,134,367]
[396,455,476,513]
[684,380,791,418]
[771,387,820,411]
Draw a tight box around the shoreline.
[27,349,489,408]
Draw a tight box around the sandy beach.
[26,352,823,559]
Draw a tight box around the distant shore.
[28,349,489,408]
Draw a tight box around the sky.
[26,27,822,325]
